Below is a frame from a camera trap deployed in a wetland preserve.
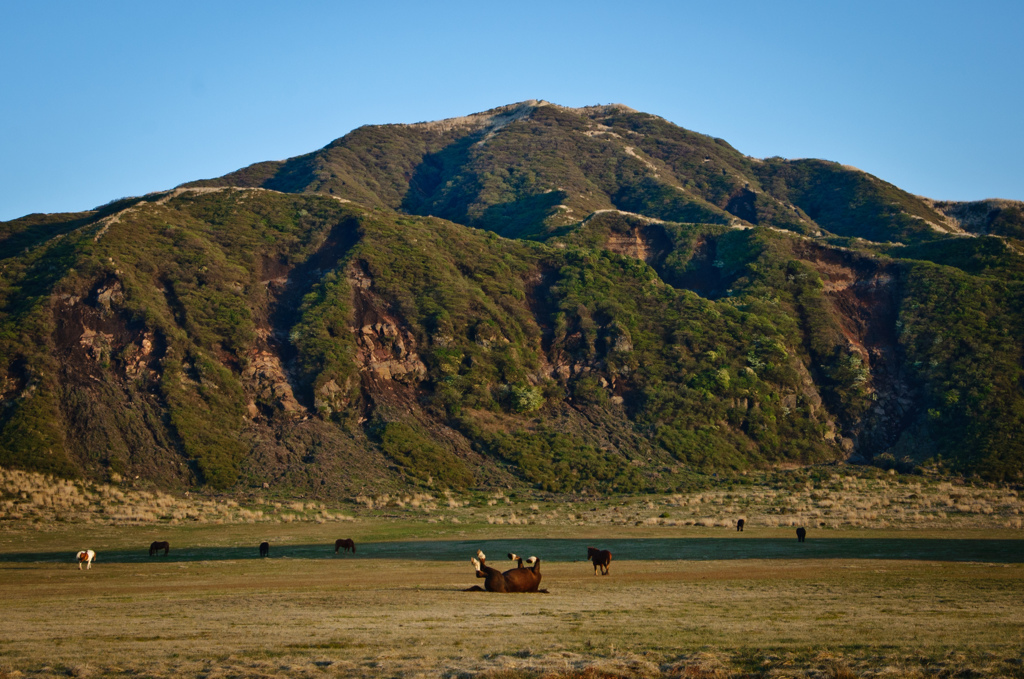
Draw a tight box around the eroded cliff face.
[50,276,188,485]
[802,245,914,457]
[603,222,672,267]
[348,262,427,387]
[757,242,915,460]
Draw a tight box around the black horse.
[796,527,806,542]
[335,538,356,554]
[149,541,170,556]
[736,519,745,532]
[259,541,270,557]
[587,547,612,575]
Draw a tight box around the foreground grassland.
[1,520,1023,679]
[2,466,1023,677]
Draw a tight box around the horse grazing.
[259,541,270,557]
[796,527,806,542]
[76,550,96,570]
[335,538,356,554]
[587,547,612,575]
[736,519,745,532]
[466,550,544,593]
[149,541,170,556]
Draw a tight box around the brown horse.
[587,547,612,575]
[504,554,542,592]
[335,538,356,554]
[467,550,543,593]
[149,541,170,556]
[259,541,270,557]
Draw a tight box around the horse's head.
[587,547,598,560]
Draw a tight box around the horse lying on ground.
[465,550,547,593]
[587,547,612,575]
[259,541,270,557]
[335,538,356,554]
[76,550,96,570]
[149,541,170,556]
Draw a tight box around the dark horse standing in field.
[466,550,544,593]
[796,527,806,542]
[149,541,170,556]
[259,541,270,557]
[335,538,356,554]
[736,519,745,532]
[587,547,612,575]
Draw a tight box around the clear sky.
[2,1,1022,221]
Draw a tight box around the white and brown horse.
[76,550,96,570]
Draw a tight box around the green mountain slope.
[2,102,1024,493]
[189,101,956,244]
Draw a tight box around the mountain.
[2,101,1023,495]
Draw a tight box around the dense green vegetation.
[895,263,1024,480]
[3,101,1024,491]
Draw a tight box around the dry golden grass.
[3,466,1022,534]
[0,551,1022,678]
[2,466,1024,676]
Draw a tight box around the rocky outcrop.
[356,321,426,382]
[243,345,304,417]
[314,378,350,414]
[347,262,427,387]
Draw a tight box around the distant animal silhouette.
[796,527,806,542]
[335,538,356,554]
[736,519,745,532]
[587,547,612,575]
[466,550,544,593]
[259,541,270,557]
[149,541,170,556]
[76,550,96,570]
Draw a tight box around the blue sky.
[2,1,1022,221]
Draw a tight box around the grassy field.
[1,519,1023,679]
[3,465,1024,677]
